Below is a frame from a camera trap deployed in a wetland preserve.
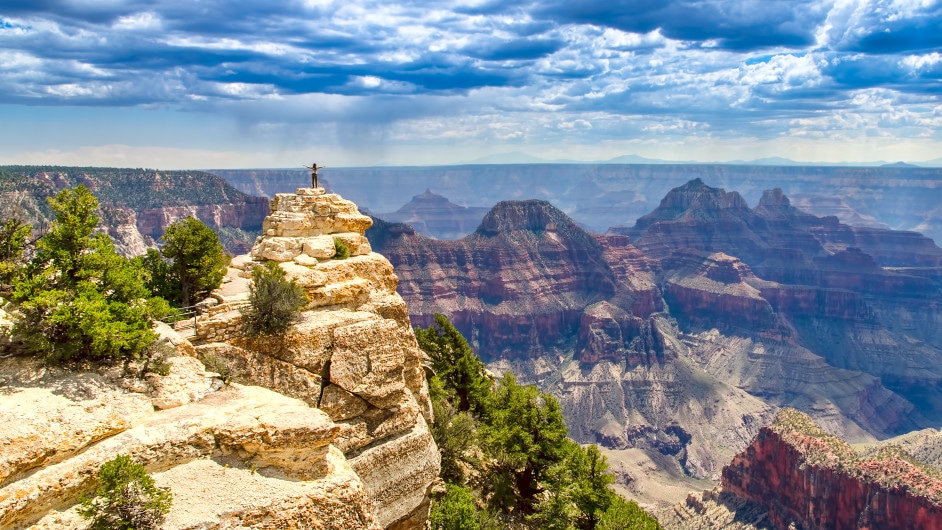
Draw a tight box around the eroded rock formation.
[369,200,774,485]
[368,182,942,504]
[720,409,942,530]
[626,179,942,428]
[193,186,439,528]
[0,187,439,529]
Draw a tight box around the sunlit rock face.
[0,187,439,530]
[721,409,942,530]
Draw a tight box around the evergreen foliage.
[429,376,479,484]
[569,444,617,529]
[142,216,226,307]
[0,216,31,291]
[417,313,662,529]
[333,237,350,259]
[11,186,169,363]
[416,314,491,413]
[430,484,480,530]
[481,372,570,514]
[242,261,309,336]
[77,455,172,530]
[596,497,662,530]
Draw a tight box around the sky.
[0,0,941,168]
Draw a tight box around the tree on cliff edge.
[415,313,491,414]
[242,261,309,336]
[13,186,169,363]
[143,216,225,307]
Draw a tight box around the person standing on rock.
[303,163,327,188]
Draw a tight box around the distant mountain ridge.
[0,165,268,255]
[214,164,942,245]
[374,189,490,240]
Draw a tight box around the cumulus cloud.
[0,0,940,164]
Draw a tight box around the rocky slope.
[0,166,269,255]
[369,200,775,489]
[663,409,942,529]
[0,186,440,529]
[368,183,942,505]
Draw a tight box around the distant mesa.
[375,189,490,240]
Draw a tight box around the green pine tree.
[12,185,169,363]
[480,372,570,514]
[144,216,226,307]
[241,261,309,336]
[416,313,492,414]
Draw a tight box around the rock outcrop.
[192,186,440,528]
[0,186,439,529]
[0,356,379,530]
[718,409,942,530]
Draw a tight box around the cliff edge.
[0,186,440,529]
[662,409,942,529]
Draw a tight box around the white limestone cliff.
[0,187,440,529]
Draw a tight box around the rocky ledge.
[0,187,440,529]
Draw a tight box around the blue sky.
[1,0,941,168]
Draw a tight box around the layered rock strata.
[0,352,378,530]
[368,186,942,502]
[369,200,774,485]
[1,187,439,529]
[627,180,942,427]
[720,409,942,530]
[194,187,439,528]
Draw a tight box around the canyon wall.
[367,180,942,497]
[369,199,776,482]
[721,409,942,530]
[0,166,268,255]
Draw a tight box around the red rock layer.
[722,409,942,530]
[372,200,662,362]
[627,180,942,424]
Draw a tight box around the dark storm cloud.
[533,0,827,50]
[823,54,942,94]
[463,37,566,61]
